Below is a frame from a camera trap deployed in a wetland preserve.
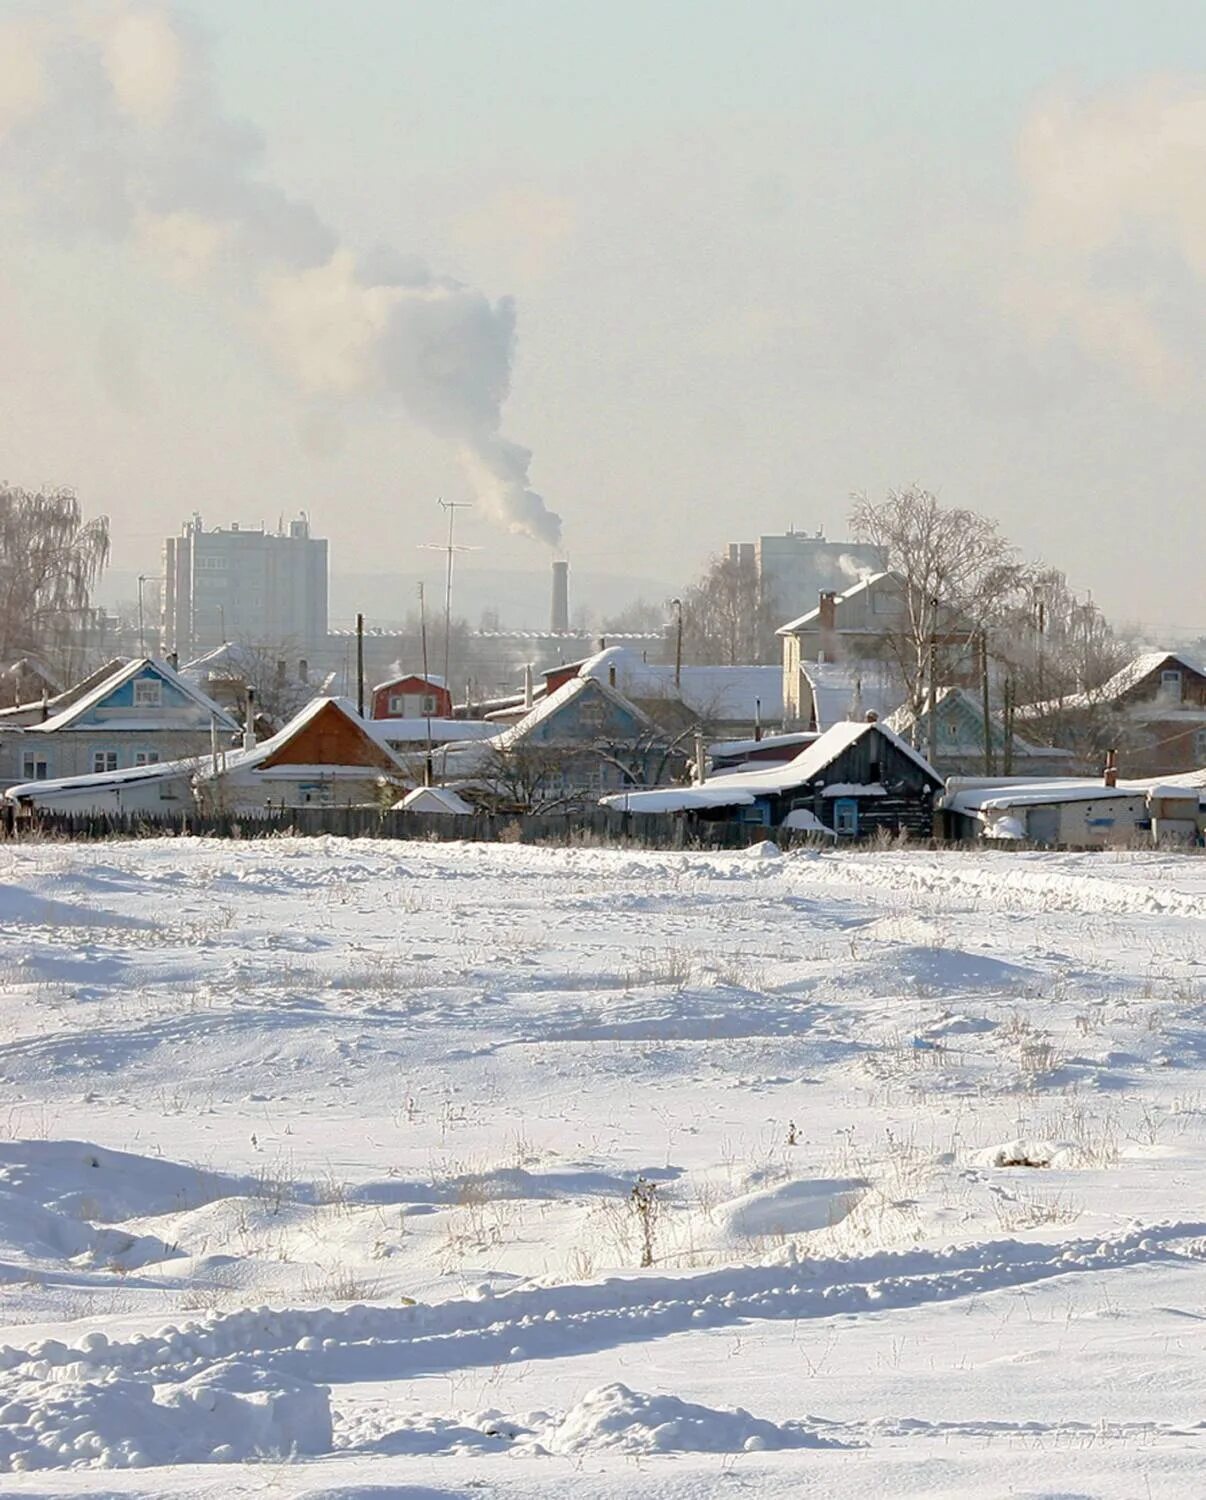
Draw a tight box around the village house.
[1015,650,1206,779]
[0,657,127,727]
[547,646,783,739]
[194,697,403,813]
[179,643,320,732]
[778,573,978,727]
[0,657,239,790]
[887,687,1076,778]
[602,717,944,837]
[370,672,452,720]
[445,673,685,812]
[938,773,1206,846]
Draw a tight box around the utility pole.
[1003,676,1015,775]
[419,582,434,786]
[418,500,475,694]
[980,629,994,776]
[671,598,683,690]
[438,499,471,689]
[355,613,365,717]
[926,596,939,767]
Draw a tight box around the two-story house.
[3,657,240,788]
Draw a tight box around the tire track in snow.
[3,1221,1202,1389]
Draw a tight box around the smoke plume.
[1014,76,1206,396]
[0,3,562,547]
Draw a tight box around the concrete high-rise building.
[727,529,886,626]
[162,515,328,659]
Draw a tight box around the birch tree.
[0,486,110,670]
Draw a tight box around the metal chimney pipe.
[243,686,257,751]
[551,560,569,633]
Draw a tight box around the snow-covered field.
[0,835,1203,1498]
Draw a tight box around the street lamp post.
[670,598,683,689]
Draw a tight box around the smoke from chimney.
[551,559,569,633]
[0,5,562,549]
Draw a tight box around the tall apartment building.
[728,529,886,625]
[162,515,328,659]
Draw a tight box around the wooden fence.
[13,805,839,851]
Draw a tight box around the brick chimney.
[818,590,838,663]
[1103,747,1118,788]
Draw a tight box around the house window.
[833,798,859,836]
[422,695,439,715]
[388,694,405,715]
[133,679,162,708]
[21,754,49,781]
[1195,728,1206,762]
[91,750,119,774]
[133,749,161,767]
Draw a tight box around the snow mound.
[0,1359,331,1471]
[0,1141,239,1223]
[981,1139,1077,1170]
[0,1189,178,1275]
[722,1177,866,1240]
[543,1383,839,1454]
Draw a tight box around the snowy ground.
[0,835,1203,1498]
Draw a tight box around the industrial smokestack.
[551,560,570,633]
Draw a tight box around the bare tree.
[678,551,777,665]
[474,741,582,813]
[0,486,110,676]
[849,486,1024,717]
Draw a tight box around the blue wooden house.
[4,657,240,787]
[456,675,685,809]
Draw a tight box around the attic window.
[133,679,162,708]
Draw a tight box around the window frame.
[21,753,50,781]
[133,678,163,708]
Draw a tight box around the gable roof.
[0,656,130,723]
[802,660,902,730]
[394,785,473,814]
[372,672,447,694]
[886,686,1068,758]
[30,658,239,734]
[1016,649,1206,718]
[198,697,402,780]
[776,571,898,635]
[576,646,782,721]
[493,672,660,750]
[602,718,941,812]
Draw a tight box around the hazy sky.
[2,1,1206,632]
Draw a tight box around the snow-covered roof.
[599,786,757,813]
[886,686,1069,758]
[576,646,782,722]
[708,731,817,759]
[394,785,474,814]
[941,778,1152,816]
[31,657,239,734]
[599,719,940,813]
[776,571,897,635]
[0,657,129,723]
[1017,650,1206,718]
[491,673,658,751]
[5,755,197,803]
[371,672,447,693]
[364,717,497,746]
[803,661,901,730]
[195,697,402,780]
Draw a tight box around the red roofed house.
[370,674,452,721]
